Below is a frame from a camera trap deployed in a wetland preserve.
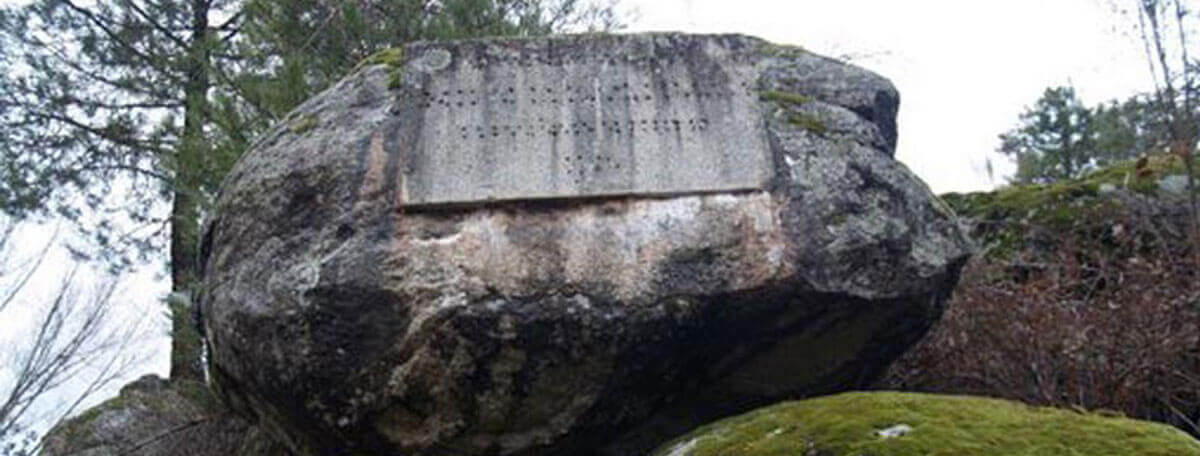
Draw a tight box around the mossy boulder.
[942,153,1193,259]
[653,392,1200,456]
[41,375,285,456]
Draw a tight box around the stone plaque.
[393,35,772,206]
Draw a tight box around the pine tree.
[0,0,244,380]
[999,86,1098,184]
[229,0,622,123]
[998,86,1173,184]
[1090,95,1167,165]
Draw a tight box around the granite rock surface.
[200,33,972,456]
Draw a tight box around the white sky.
[624,0,1154,193]
[0,220,168,440]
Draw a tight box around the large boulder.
[199,33,971,455]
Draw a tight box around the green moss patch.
[760,43,808,59]
[759,90,814,107]
[942,153,1190,258]
[288,114,318,134]
[359,47,405,67]
[787,113,826,136]
[946,153,1186,219]
[654,392,1200,456]
[758,90,826,135]
[354,47,406,89]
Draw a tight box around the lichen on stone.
[288,114,318,134]
[786,112,826,136]
[758,90,827,136]
[759,42,808,59]
[758,90,814,106]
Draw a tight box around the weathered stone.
[395,37,773,205]
[41,376,286,456]
[200,33,971,456]
[1159,174,1190,195]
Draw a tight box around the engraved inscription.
[394,36,772,206]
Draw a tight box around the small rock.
[876,424,913,439]
[1159,174,1190,195]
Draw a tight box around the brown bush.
[879,190,1200,435]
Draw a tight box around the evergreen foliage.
[0,0,238,380]
[227,0,622,130]
[998,86,1165,184]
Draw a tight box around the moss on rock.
[358,47,405,68]
[942,153,1190,258]
[354,47,405,89]
[758,90,814,106]
[653,392,1200,456]
[787,113,826,136]
[758,90,826,135]
[759,42,808,59]
[946,153,1186,220]
[288,114,318,134]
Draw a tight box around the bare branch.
[0,216,145,453]
[0,225,57,315]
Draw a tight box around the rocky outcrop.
[199,33,972,455]
[41,375,285,456]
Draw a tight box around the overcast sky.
[625,0,1154,193]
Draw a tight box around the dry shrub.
[880,189,1200,434]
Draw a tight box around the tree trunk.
[170,0,210,382]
